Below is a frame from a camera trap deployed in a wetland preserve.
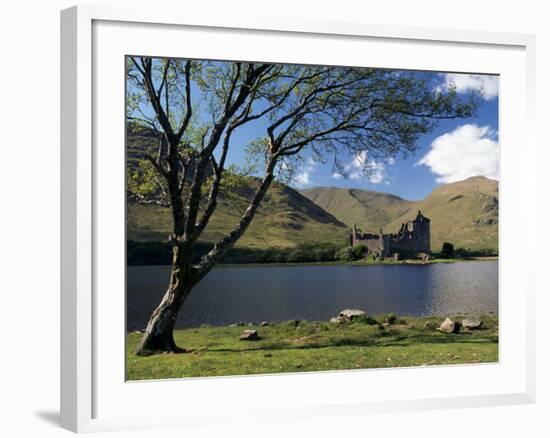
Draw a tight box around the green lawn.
[126,315,498,380]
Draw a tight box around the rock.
[462,319,483,330]
[239,330,260,341]
[437,318,461,334]
[230,321,247,327]
[338,309,366,321]
[423,321,435,330]
[419,253,431,262]
[383,314,397,324]
[382,322,391,329]
[260,321,270,327]
[330,317,342,324]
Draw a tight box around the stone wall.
[351,210,431,257]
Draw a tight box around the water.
[127,261,498,331]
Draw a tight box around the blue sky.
[223,72,499,201]
[128,64,499,202]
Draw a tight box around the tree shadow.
[205,332,498,354]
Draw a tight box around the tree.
[126,57,479,354]
[351,244,368,260]
[335,247,355,262]
[441,242,455,258]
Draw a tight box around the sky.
[224,72,499,201]
[128,63,499,202]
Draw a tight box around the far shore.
[129,256,498,269]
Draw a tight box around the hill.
[127,126,497,252]
[384,176,498,251]
[302,176,498,252]
[127,125,349,248]
[128,179,349,248]
[300,187,412,232]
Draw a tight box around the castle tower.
[350,223,358,246]
[413,210,431,253]
[378,227,390,258]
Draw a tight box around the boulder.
[383,314,397,324]
[423,321,435,330]
[239,330,260,341]
[338,309,366,321]
[329,317,342,324]
[437,318,461,334]
[462,319,483,330]
[260,321,270,327]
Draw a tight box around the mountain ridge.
[128,178,350,249]
[301,176,498,251]
[127,126,497,251]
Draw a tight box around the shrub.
[441,242,455,258]
[351,244,367,259]
[381,313,398,324]
[352,314,379,325]
[336,246,355,261]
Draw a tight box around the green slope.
[301,176,498,252]
[126,125,349,249]
[385,176,498,251]
[127,126,498,252]
[300,187,412,232]
[128,179,349,249]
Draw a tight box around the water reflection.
[127,262,498,331]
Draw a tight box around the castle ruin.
[350,210,431,258]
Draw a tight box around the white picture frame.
[60,5,537,433]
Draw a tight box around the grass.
[126,314,498,380]
[127,180,349,249]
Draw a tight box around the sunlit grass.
[126,314,498,380]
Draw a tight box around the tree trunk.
[135,248,193,355]
[135,159,277,355]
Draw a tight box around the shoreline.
[128,311,498,334]
[128,256,498,269]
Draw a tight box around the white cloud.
[293,158,316,187]
[345,151,390,184]
[331,172,343,180]
[294,171,311,186]
[417,124,499,183]
[439,73,498,100]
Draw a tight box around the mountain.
[301,176,498,252]
[385,176,498,251]
[300,187,412,232]
[126,125,349,248]
[128,179,349,248]
[127,126,497,251]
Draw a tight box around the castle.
[350,210,431,258]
